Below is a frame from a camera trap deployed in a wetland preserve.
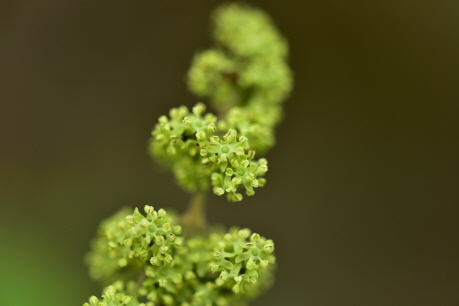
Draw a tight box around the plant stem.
[179,191,207,236]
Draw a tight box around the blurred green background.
[1,1,458,305]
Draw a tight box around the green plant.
[83,3,292,306]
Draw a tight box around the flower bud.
[140,249,149,258]
[171,224,181,234]
[105,286,114,299]
[144,205,154,214]
[260,260,269,268]
[150,256,160,266]
[158,209,167,218]
[162,223,171,232]
[192,102,206,115]
[155,235,164,245]
[122,296,132,304]
[214,187,225,196]
[89,296,99,306]
[196,131,206,141]
[238,228,251,238]
[263,243,274,254]
[213,251,222,259]
[123,239,133,247]
[182,117,192,125]
[126,215,135,224]
[219,271,228,280]
[210,263,219,272]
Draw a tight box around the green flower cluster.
[85,207,275,306]
[87,206,183,283]
[84,3,289,306]
[150,3,291,200]
[150,103,268,202]
[187,3,292,154]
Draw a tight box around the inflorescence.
[84,3,291,306]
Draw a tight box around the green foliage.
[84,3,291,306]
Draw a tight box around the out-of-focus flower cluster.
[150,3,291,202]
[85,207,275,306]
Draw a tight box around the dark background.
[1,1,458,305]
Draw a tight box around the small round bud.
[213,251,222,259]
[225,167,234,176]
[108,241,117,249]
[214,187,225,196]
[225,185,236,193]
[158,209,167,217]
[123,239,133,247]
[196,131,206,141]
[234,276,242,283]
[238,228,251,238]
[158,279,167,287]
[182,117,192,125]
[155,235,164,245]
[162,223,171,232]
[260,260,269,268]
[89,296,99,306]
[210,263,219,272]
[246,242,255,250]
[150,257,160,266]
[173,225,182,234]
[122,296,132,304]
[207,123,216,131]
[164,254,173,264]
[250,233,261,242]
[192,102,206,115]
[144,205,154,214]
[168,233,175,241]
[140,249,149,258]
[185,271,196,280]
[239,136,248,143]
[246,258,256,270]
[118,258,127,267]
[125,215,135,224]
[158,115,168,123]
[163,294,173,306]
[263,243,274,254]
[105,286,114,299]
[236,147,245,156]
[172,273,183,284]
[219,271,228,280]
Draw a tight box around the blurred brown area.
[1,1,458,305]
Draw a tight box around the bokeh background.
[1,1,458,305]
